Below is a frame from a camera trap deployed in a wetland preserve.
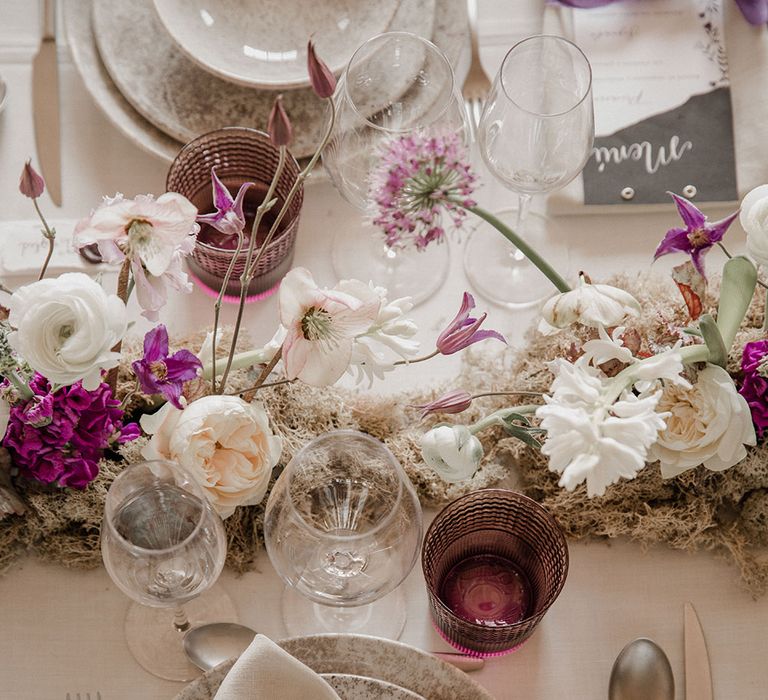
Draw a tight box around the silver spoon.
[0,74,7,114]
[184,622,257,672]
[609,638,675,700]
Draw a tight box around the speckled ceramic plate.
[64,0,467,163]
[91,0,436,158]
[152,0,401,90]
[173,634,493,700]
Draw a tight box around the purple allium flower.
[2,373,140,489]
[414,389,473,419]
[370,132,477,250]
[436,292,506,355]
[739,340,768,435]
[196,167,254,238]
[131,324,202,409]
[653,192,739,279]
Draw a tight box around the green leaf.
[717,255,757,351]
[500,412,532,428]
[698,313,727,368]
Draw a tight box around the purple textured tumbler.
[422,489,568,656]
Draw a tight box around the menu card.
[574,0,738,205]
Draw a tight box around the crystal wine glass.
[264,430,423,639]
[464,35,594,308]
[323,31,468,306]
[101,460,232,681]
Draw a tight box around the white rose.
[7,272,126,390]
[421,424,484,483]
[140,395,282,518]
[741,184,768,266]
[539,277,641,332]
[649,365,756,478]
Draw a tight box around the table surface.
[1,1,768,699]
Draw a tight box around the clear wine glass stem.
[508,193,532,264]
[172,605,191,633]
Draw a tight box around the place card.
[0,220,95,277]
[573,0,738,205]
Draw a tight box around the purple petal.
[231,182,255,223]
[143,324,169,362]
[468,329,507,345]
[437,292,475,346]
[210,167,235,211]
[196,211,226,226]
[734,0,768,24]
[165,349,202,381]
[669,192,706,230]
[160,381,185,410]
[131,359,162,395]
[706,209,740,244]
[690,248,709,278]
[653,227,693,259]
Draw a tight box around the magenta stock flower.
[19,160,45,199]
[3,373,140,489]
[370,132,477,250]
[196,168,254,238]
[307,39,336,99]
[414,389,473,419]
[653,192,739,279]
[132,324,202,409]
[436,293,505,355]
[738,340,768,435]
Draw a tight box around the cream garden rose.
[649,365,756,478]
[7,272,126,390]
[140,395,282,518]
[740,184,768,267]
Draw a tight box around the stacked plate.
[174,634,493,700]
[63,0,469,164]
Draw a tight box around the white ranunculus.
[649,365,756,478]
[740,184,768,266]
[539,278,641,332]
[141,395,282,518]
[536,358,668,497]
[7,272,126,390]
[421,424,484,483]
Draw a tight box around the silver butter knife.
[684,601,713,700]
[32,0,62,206]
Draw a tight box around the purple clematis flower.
[735,0,768,25]
[132,324,202,409]
[653,192,739,279]
[196,167,254,238]
[413,389,473,419]
[436,293,506,355]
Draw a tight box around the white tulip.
[421,424,484,483]
[7,273,126,390]
[540,278,641,331]
[740,184,768,267]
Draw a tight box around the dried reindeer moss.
[4,278,768,595]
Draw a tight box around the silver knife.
[32,0,62,206]
[685,601,714,700]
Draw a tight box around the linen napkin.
[213,634,341,700]
[0,220,92,277]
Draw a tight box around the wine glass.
[264,430,423,639]
[101,460,232,681]
[323,31,468,306]
[464,35,594,308]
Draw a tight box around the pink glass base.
[188,268,280,304]
[431,620,528,658]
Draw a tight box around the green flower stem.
[32,197,55,281]
[461,204,572,294]
[202,347,274,381]
[469,405,538,434]
[6,370,33,401]
[394,349,439,366]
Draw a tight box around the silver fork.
[66,693,102,700]
[462,0,492,140]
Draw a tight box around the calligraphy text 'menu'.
[592,136,693,174]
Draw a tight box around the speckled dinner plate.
[174,634,493,700]
[64,0,467,163]
[91,0,436,158]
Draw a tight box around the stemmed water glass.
[101,460,232,681]
[464,35,594,308]
[264,430,423,639]
[323,31,468,306]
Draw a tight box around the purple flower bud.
[267,95,293,147]
[307,39,336,99]
[19,160,45,199]
[436,292,506,355]
[414,390,473,419]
